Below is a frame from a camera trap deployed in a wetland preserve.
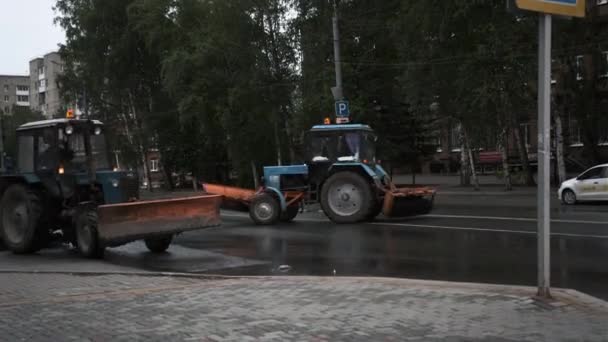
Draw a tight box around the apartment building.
[0,75,30,115]
[29,52,64,118]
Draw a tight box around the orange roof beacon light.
[66,108,75,119]
[324,117,331,125]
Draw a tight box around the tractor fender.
[0,174,39,198]
[258,186,287,211]
[328,163,383,189]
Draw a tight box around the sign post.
[514,0,585,299]
[537,13,552,299]
[335,100,350,124]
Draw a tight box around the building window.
[600,127,608,145]
[575,55,584,81]
[17,95,29,102]
[16,85,29,91]
[450,124,462,152]
[569,117,583,146]
[150,159,159,172]
[600,51,608,78]
[3,95,8,102]
[520,123,532,149]
[3,85,8,92]
[4,106,10,114]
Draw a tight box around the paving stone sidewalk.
[1,273,607,341]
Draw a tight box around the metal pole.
[537,13,552,299]
[332,0,343,100]
[0,114,4,173]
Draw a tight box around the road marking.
[370,222,608,239]
[423,214,608,226]
[222,212,608,238]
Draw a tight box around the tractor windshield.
[309,130,376,164]
[63,131,111,172]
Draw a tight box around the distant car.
[558,164,608,205]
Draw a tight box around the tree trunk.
[411,164,416,185]
[459,127,470,186]
[464,130,480,191]
[467,147,480,191]
[274,121,282,166]
[499,127,512,191]
[514,126,535,186]
[554,112,567,184]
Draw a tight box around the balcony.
[16,89,29,96]
[38,73,45,81]
[38,85,46,93]
[16,101,30,107]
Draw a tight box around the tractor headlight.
[94,126,102,135]
[111,179,119,188]
[65,125,74,135]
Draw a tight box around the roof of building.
[18,118,104,131]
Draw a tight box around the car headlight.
[65,125,74,135]
[94,126,102,135]
[111,179,119,188]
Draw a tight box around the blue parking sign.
[335,101,349,118]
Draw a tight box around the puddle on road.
[176,224,608,300]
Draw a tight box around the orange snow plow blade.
[382,187,435,218]
[97,195,222,246]
[202,183,257,211]
[203,183,256,202]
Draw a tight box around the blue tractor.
[205,124,435,225]
[0,117,221,257]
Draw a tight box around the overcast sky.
[0,0,65,75]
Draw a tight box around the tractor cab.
[306,124,377,165]
[14,118,138,205]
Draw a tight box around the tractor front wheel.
[320,171,374,223]
[280,205,300,223]
[249,193,280,225]
[145,235,173,253]
[0,184,43,254]
[75,210,105,258]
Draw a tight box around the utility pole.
[331,0,343,101]
[0,114,4,173]
[537,13,552,299]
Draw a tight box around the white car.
[558,163,608,205]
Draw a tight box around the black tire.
[249,193,280,225]
[280,205,300,223]
[320,171,375,223]
[144,235,173,253]
[365,200,383,221]
[75,210,104,258]
[562,189,577,205]
[0,184,43,254]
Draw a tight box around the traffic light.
[66,108,74,119]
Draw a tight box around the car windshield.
[63,130,110,172]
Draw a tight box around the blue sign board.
[516,0,585,17]
[335,101,350,118]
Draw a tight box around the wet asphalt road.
[102,192,608,301]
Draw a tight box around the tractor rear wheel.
[365,200,383,221]
[75,210,105,258]
[249,193,280,225]
[0,184,43,254]
[145,235,173,253]
[320,171,374,223]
